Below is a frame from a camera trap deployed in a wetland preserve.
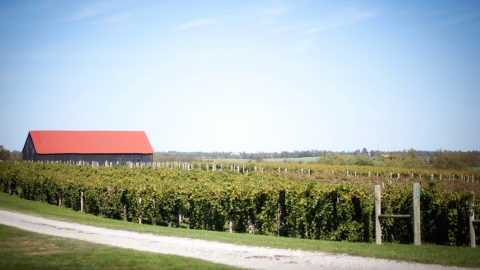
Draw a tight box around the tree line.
[1,145,478,171]
[0,145,22,161]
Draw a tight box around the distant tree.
[0,145,11,161]
[386,152,400,161]
[186,154,196,162]
[362,148,368,155]
[432,150,480,170]
[254,155,264,163]
[11,150,22,161]
[354,155,374,166]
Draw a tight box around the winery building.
[22,130,154,164]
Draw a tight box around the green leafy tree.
[432,150,479,170]
[0,145,12,161]
[186,154,196,162]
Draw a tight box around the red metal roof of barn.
[29,131,154,154]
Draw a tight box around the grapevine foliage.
[0,162,478,245]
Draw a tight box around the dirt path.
[0,210,473,270]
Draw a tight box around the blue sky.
[1,0,479,153]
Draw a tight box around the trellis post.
[470,193,476,248]
[375,185,381,244]
[375,183,420,245]
[413,183,421,246]
[80,190,84,213]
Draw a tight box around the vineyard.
[0,161,479,246]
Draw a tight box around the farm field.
[1,161,479,246]
[0,192,479,268]
[2,161,480,244]
[210,157,319,163]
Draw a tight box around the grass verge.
[1,192,479,268]
[0,224,239,270]
[210,157,319,163]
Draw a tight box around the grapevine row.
[0,161,478,246]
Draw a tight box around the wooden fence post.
[138,191,142,224]
[152,197,156,225]
[206,205,210,230]
[375,185,382,244]
[179,210,183,228]
[277,191,283,237]
[248,211,255,234]
[413,183,421,246]
[59,186,64,206]
[80,190,84,213]
[123,202,127,221]
[470,193,476,248]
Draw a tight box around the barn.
[22,131,154,164]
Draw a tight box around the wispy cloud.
[439,10,480,26]
[400,8,419,16]
[274,24,302,32]
[241,5,292,30]
[174,19,216,30]
[292,39,320,53]
[262,7,289,16]
[300,7,379,36]
[102,12,132,24]
[62,2,121,22]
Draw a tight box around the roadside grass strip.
[0,223,240,270]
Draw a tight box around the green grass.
[208,158,254,163]
[209,157,319,164]
[473,167,480,172]
[1,192,480,268]
[264,157,319,163]
[0,224,239,270]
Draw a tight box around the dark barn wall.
[33,153,153,164]
[22,134,35,161]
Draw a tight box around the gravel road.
[0,210,474,270]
